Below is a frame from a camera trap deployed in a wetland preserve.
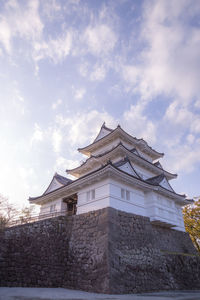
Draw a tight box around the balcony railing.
[6,209,71,227]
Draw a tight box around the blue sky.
[1,0,200,208]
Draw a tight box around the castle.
[29,123,190,231]
[1,123,200,293]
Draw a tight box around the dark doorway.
[63,194,77,216]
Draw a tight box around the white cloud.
[55,156,79,179]
[122,102,157,144]
[55,110,116,146]
[194,99,200,108]
[186,134,195,144]
[165,101,193,126]
[33,31,72,63]
[0,17,12,53]
[41,0,61,20]
[31,123,43,145]
[0,0,43,54]
[90,64,106,81]
[74,88,86,100]
[83,24,117,56]
[52,99,62,110]
[79,62,89,77]
[165,140,200,174]
[164,100,200,134]
[55,156,79,170]
[120,0,200,103]
[52,129,62,153]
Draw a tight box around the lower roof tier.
[29,161,188,206]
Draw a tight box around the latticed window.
[86,191,90,201]
[50,204,56,212]
[121,188,130,200]
[121,188,125,199]
[126,190,130,201]
[91,189,95,200]
[86,189,95,201]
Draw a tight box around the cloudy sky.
[1,0,200,208]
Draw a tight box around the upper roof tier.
[78,123,164,161]
[67,142,176,180]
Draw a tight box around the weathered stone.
[0,207,199,294]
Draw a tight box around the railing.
[7,209,71,227]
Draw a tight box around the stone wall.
[0,207,200,294]
[0,209,109,293]
[108,208,200,293]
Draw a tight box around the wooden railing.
[7,209,70,227]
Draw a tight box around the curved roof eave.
[68,141,176,179]
[93,122,113,143]
[29,173,72,201]
[29,162,185,205]
[78,125,164,158]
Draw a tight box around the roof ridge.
[78,124,164,158]
[29,163,185,202]
[69,142,176,178]
[102,122,113,132]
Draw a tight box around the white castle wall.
[39,198,67,216]
[77,179,110,214]
[76,178,185,232]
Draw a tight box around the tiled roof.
[54,173,72,185]
[78,124,164,158]
[145,174,165,185]
[154,161,163,169]
[68,142,176,179]
[130,148,140,156]
[102,122,113,132]
[29,161,185,203]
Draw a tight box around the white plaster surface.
[76,177,185,231]
[0,287,200,300]
[39,198,66,216]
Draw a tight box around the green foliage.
[183,198,200,253]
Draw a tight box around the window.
[126,190,130,201]
[50,204,56,212]
[86,191,90,201]
[91,189,95,200]
[86,189,95,201]
[121,188,125,199]
[121,188,130,201]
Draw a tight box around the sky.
[1,0,200,208]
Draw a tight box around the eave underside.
[68,143,176,180]
[29,163,185,206]
[78,126,164,160]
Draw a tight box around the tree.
[19,205,36,224]
[0,194,18,230]
[0,194,37,229]
[183,198,200,253]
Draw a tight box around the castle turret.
[29,123,190,231]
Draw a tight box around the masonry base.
[0,208,199,293]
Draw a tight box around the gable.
[117,161,139,178]
[94,127,111,142]
[130,148,140,156]
[159,177,174,192]
[44,178,63,194]
[154,161,163,169]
